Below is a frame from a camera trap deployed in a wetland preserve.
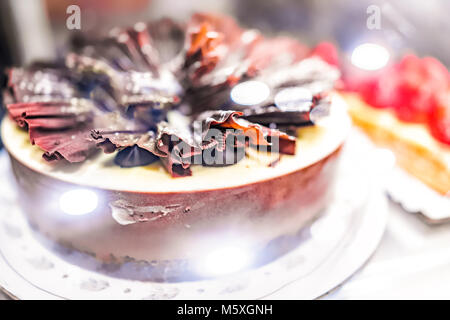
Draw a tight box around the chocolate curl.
[200,127,246,167]
[179,14,257,115]
[160,155,192,177]
[91,130,146,154]
[7,68,77,103]
[91,119,201,177]
[6,85,98,163]
[198,110,269,146]
[240,93,331,126]
[31,126,97,162]
[196,110,296,155]
[114,145,159,168]
[119,71,181,110]
[186,11,245,59]
[189,12,244,47]
[228,58,339,127]
[184,22,222,82]
[7,100,93,127]
[186,23,220,58]
[91,129,195,177]
[111,28,153,72]
[245,37,310,76]
[67,53,181,115]
[250,123,297,155]
[66,53,121,84]
[138,18,185,66]
[90,110,153,152]
[151,122,203,176]
[183,13,252,85]
[69,18,185,77]
[108,18,185,72]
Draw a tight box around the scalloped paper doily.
[386,167,450,224]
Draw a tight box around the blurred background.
[0,0,449,67]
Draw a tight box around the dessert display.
[343,55,450,196]
[1,13,349,275]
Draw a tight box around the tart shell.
[343,93,450,196]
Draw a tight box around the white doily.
[386,168,450,223]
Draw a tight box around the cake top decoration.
[3,12,340,177]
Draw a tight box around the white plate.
[0,131,389,299]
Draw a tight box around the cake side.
[2,98,349,262]
[8,146,342,262]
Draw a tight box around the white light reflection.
[230,80,270,105]
[59,189,98,216]
[351,43,390,70]
[196,245,253,276]
[274,87,313,112]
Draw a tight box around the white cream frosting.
[2,94,350,192]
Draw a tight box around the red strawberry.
[345,53,450,123]
[429,89,450,146]
[345,67,400,109]
[394,55,449,123]
[310,42,339,67]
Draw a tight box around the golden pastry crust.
[342,93,450,196]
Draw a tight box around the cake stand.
[0,130,389,299]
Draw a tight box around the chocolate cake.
[1,13,350,276]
